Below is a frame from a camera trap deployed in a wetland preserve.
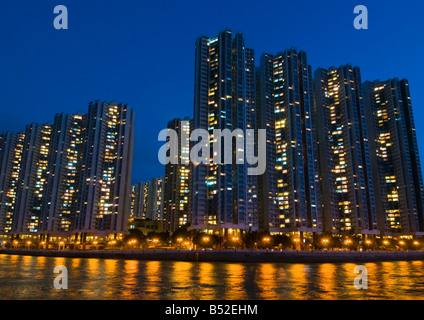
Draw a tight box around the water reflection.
[256,263,280,300]
[198,263,218,300]
[1,254,424,300]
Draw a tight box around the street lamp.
[262,237,271,250]
[152,238,159,249]
[364,239,372,250]
[176,238,183,249]
[231,236,240,249]
[262,237,271,244]
[322,238,330,250]
[383,240,390,250]
[128,239,138,248]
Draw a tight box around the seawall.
[2,249,424,263]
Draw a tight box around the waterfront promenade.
[2,248,424,263]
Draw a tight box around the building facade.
[364,79,424,236]
[314,65,378,235]
[163,117,192,233]
[191,29,258,236]
[0,133,25,234]
[146,177,164,221]
[75,101,134,237]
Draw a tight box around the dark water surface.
[1,254,423,300]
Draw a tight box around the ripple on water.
[1,254,424,300]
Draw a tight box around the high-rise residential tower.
[76,101,135,236]
[0,133,25,234]
[15,123,53,234]
[191,30,258,236]
[245,47,259,231]
[41,113,85,235]
[314,65,378,235]
[256,53,278,232]
[256,49,321,235]
[163,118,192,233]
[364,79,424,236]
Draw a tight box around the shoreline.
[2,248,424,263]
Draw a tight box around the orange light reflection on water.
[224,264,247,300]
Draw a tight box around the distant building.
[146,177,164,221]
[131,181,149,218]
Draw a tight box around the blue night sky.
[0,0,423,184]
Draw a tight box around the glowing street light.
[262,237,271,243]
[176,238,183,249]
